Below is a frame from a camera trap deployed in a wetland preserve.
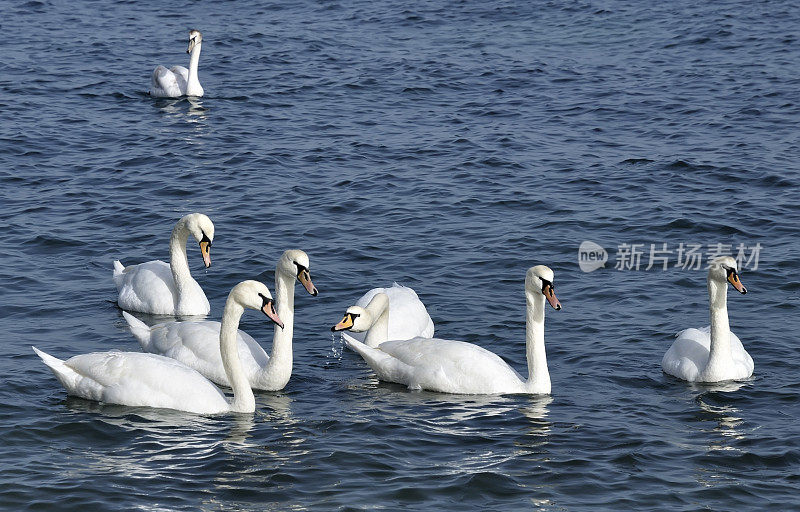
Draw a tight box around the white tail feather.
[122,312,152,348]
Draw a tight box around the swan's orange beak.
[331,313,354,332]
[297,268,318,296]
[199,241,211,268]
[727,270,747,294]
[543,284,562,310]
[261,299,284,329]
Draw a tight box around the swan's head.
[331,293,388,332]
[278,249,318,296]
[709,256,747,294]
[187,29,203,54]
[182,213,214,268]
[526,265,561,310]
[230,280,284,329]
[331,305,371,332]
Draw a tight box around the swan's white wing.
[662,326,753,381]
[35,348,229,414]
[170,65,189,92]
[375,338,525,394]
[728,330,754,375]
[114,260,178,315]
[662,328,709,381]
[349,283,434,343]
[138,320,269,387]
[150,65,183,97]
[113,259,208,315]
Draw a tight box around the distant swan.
[113,213,213,316]
[332,266,561,394]
[150,29,204,98]
[126,250,318,391]
[662,256,752,382]
[33,280,283,414]
[342,283,434,347]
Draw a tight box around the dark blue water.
[2,0,799,509]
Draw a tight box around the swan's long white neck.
[220,297,256,413]
[364,294,390,347]
[702,274,732,378]
[525,290,551,394]
[253,268,295,389]
[186,43,203,96]
[168,219,195,309]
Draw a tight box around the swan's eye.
[349,313,360,319]
[200,231,212,247]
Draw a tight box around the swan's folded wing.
[148,320,269,386]
[63,351,226,410]
[150,65,182,97]
[354,283,435,341]
[379,338,523,393]
[170,65,189,92]
[662,328,710,380]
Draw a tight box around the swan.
[125,250,318,391]
[662,256,752,382]
[331,265,561,394]
[342,283,434,348]
[113,213,213,316]
[33,280,283,414]
[149,29,204,98]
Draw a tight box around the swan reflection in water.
[152,97,209,123]
[691,380,749,451]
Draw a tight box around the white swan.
[113,213,213,316]
[125,250,318,391]
[149,29,204,98]
[332,265,561,394]
[33,280,283,414]
[342,283,434,348]
[662,256,752,382]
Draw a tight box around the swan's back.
[114,260,179,314]
[141,319,269,387]
[349,283,434,343]
[377,337,526,394]
[34,349,229,414]
[150,65,183,98]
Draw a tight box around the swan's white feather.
[124,312,270,388]
[662,326,753,381]
[33,347,229,414]
[346,337,527,394]
[150,65,183,98]
[113,260,209,316]
[343,283,434,345]
[170,65,189,92]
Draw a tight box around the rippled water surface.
[2,0,800,510]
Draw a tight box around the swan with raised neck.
[125,249,318,391]
[113,213,213,316]
[149,29,204,97]
[34,280,282,414]
[332,265,561,395]
[662,256,752,382]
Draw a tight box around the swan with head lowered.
[150,29,204,98]
[332,266,561,395]
[342,283,434,348]
[124,250,318,391]
[662,256,752,382]
[113,213,213,316]
[33,281,282,414]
